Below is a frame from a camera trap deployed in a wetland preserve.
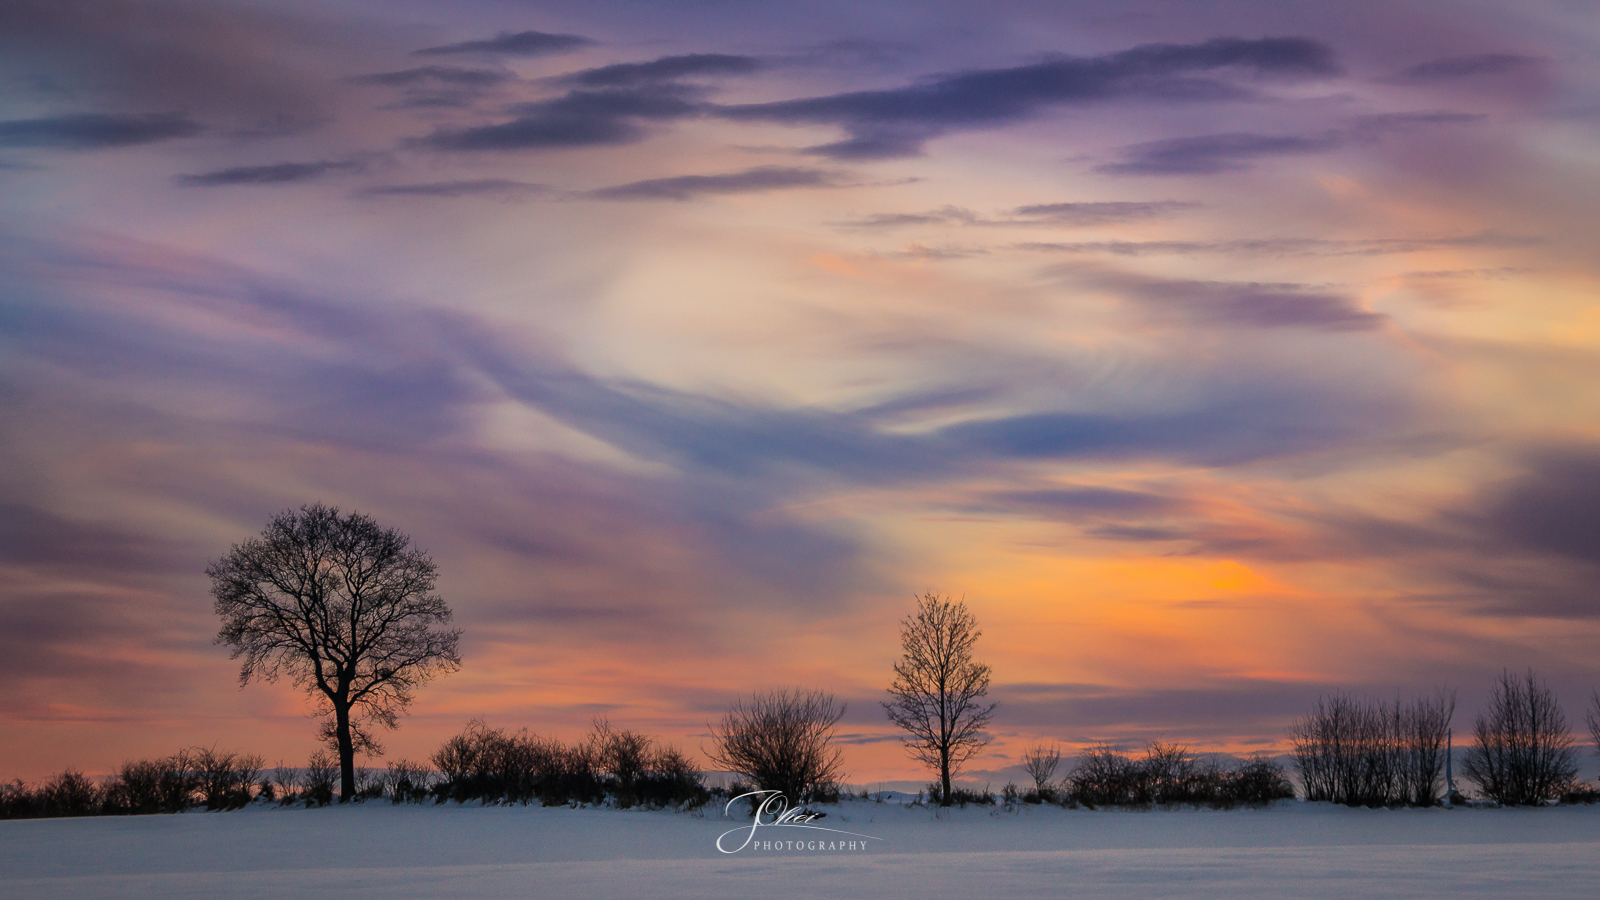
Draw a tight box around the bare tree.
[1021,742,1061,792]
[707,688,845,807]
[1289,688,1455,807]
[1462,669,1577,805]
[1397,689,1456,806]
[883,593,996,804]
[1143,741,1199,804]
[1590,691,1600,759]
[209,503,462,801]
[591,718,653,799]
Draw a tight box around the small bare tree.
[1021,743,1061,792]
[1397,689,1456,806]
[1589,691,1600,759]
[1143,742,1198,804]
[883,593,996,805]
[591,718,654,798]
[707,688,845,807]
[209,503,462,801]
[1463,669,1577,805]
[1289,688,1455,807]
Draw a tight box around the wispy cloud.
[413,30,594,57]
[1019,232,1536,257]
[720,37,1341,158]
[0,113,201,149]
[356,179,548,199]
[559,53,763,87]
[350,66,515,109]
[1086,271,1384,331]
[1100,113,1483,175]
[353,66,512,88]
[1100,132,1344,175]
[588,166,839,200]
[837,201,1198,230]
[175,160,362,186]
[415,85,703,150]
[1392,53,1541,82]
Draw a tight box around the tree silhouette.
[1463,669,1577,805]
[707,688,845,807]
[883,593,996,804]
[209,503,461,801]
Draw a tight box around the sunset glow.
[4,0,1600,786]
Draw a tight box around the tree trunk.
[941,752,951,806]
[335,702,356,802]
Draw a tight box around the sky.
[4,0,1600,785]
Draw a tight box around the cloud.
[1087,524,1189,542]
[720,36,1341,158]
[561,53,763,87]
[1099,113,1482,176]
[1393,54,1541,82]
[1100,132,1344,175]
[415,85,702,150]
[880,243,986,260]
[996,678,1327,742]
[353,66,511,88]
[983,487,1182,517]
[1476,448,1600,567]
[175,160,361,186]
[350,65,515,110]
[838,201,1197,230]
[837,207,979,229]
[0,112,200,149]
[355,179,548,199]
[1019,232,1534,257]
[1010,200,1200,225]
[1350,110,1486,134]
[588,166,838,201]
[1115,275,1384,331]
[413,30,593,57]
[0,502,196,579]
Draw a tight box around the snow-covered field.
[5,797,1600,899]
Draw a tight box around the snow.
[5,797,1600,898]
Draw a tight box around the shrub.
[429,719,699,808]
[193,747,262,810]
[1220,756,1296,805]
[1065,744,1293,809]
[149,749,200,813]
[707,689,845,808]
[107,759,165,814]
[1067,744,1144,807]
[926,783,993,807]
[0,780,40,819]
[1289,689,1455,806]
[1463,670,1577,806]
[634,745,710,809]
[42,770,100,818]
[1021,743,1061,792]
[271,760,300,805]
[303,750,338,806]
[385,759,434,803]
[592,720,653,806]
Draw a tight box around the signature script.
[715,790,883,854]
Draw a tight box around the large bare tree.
[209,503,461,801]
[883,593,996,804]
